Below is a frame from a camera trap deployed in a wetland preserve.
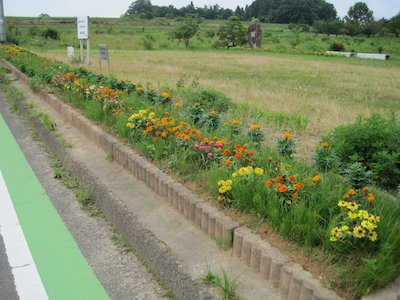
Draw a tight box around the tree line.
[124,0,400,38]
[124,0,337,24]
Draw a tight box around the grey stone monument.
[248,19,262,48]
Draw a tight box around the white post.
[80,39,84,63]
[0,0,6,43]
[87,38,90,65]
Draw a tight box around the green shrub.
[42,28,60,40]
[329,42,345,52]
[184,88,233,113]
[324,114,400,190]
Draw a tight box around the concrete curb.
[2,59,351,300]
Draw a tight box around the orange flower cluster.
[222,144,254,167]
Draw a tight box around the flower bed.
[2,44,400,298]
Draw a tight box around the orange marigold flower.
[161,91,170,99]
[191,129,197,134]
[321,142,329,148]
[265,180,274,187]
[241,145,248,151]
[348,189,357,195]
[137,87,143,92]
[368,193,375,203]
[277,184,288,193]
[312,175,321,182]
[184,129,190,135]
[293,182,303,190]
[226,160,232,167]
[276,176,283,182]
[283,132,292,140]
[291,193,298,199]
[234,144,241,149]
[204,137,209,143]
[234,152,242,159]
[196,135,202,140]
[289,175,296,181]
[210,111,217,115]
[224,149,231,155]
[248,151,254,156]
[362,187,369,195]
[174,102,182,107]
[232,119,240,125]
[161,132,168,138]
[184,135,190,141]
[251,124,261,130]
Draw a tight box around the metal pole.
[0,0,6,43]
[80,39,84,63]
[87,38,90,65]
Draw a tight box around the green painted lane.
[0,113,109,300]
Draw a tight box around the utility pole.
[0,0,5,43]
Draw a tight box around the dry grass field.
[39,49,400,156]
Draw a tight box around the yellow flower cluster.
[232,166,264,177]
[217,180,233,201]
[330,188,380,243]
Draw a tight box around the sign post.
[77,16,90,65]
[0,0,6,43]
[98,44,110,73]
[67,46,75,61]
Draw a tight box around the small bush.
[184,88,233,113]
[42,28,60,40]
[324,114,400,190]
[329,42,345,52]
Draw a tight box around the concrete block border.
[2,59,353,300]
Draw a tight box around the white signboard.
[67,46,74,59]
[77,16,89,39]
[98,44,108,60]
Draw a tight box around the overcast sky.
[4,0,399,19]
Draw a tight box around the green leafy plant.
[276,132,296,157]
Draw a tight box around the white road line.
[0,170,48,300]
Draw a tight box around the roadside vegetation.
[1,44,399,298]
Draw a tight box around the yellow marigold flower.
[139,109,147,115]
[353,226,366,238]
[232,172,238,178]
[175,102,182,107]
[348,212,358,220]
[312,175,321,182]
[217,195,225,201]
[219,187,227,193]
[251,124,261,130]
[343,194,350,199]
[361,220,377,231]
[321,142,329,147]
[346,202,359,211]
[255,168,264,175]
[282,132,292,140]
[149,87,156,92]
[341,225,350,233]
[194,102,201,107]
[338,200,348,207]
[148,112,155,119]
[358,210,369,219]
[330,227,342,238]
[368,231,378,242]
[218,180,224,186]
[226,180,233,185]
[209,111,217,115]
[126,123,135,128]
[232,119,240,125]
[329,236,337,242]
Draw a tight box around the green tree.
[169,14,202,48]
[217,16,247,48]
[386,13,400,37]
[124,0,153,16]
[345,2,374,35]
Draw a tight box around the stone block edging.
[2,58,344,300]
